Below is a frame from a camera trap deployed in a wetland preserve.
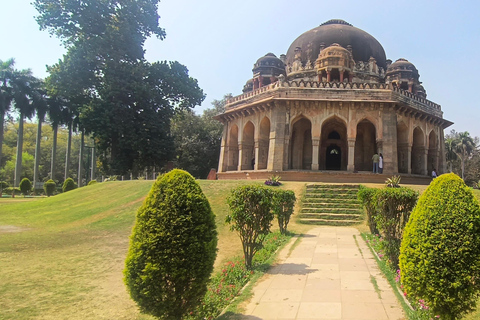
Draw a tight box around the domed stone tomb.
[215,19,452,181]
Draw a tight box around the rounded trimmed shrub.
[19,178,32,196]
[43,179,56,197]
[399,173,480,319]
[124,169,217,320]
[62,178,77,193]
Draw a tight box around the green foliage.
[4,187,21,195]
[226,184,275,269]
[400,173,480,320]
[385,175,401,188]
[272,189,296,234]
[264,175,282,186]
[87,180,97,186]
[357,185,379,234]
[43,179,56,197]
[124,169,217,320]
[0,181,8,189]
[62,178,77,193]
[19,178,32,196]
[375,187,418,268]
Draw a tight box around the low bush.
[264,175,281,186]
[87,180,97,186]
[226,184,275,269]
[374,187,418,268]
[4,187,21,196]
[400,173,480,320]
[271,189,296,234]
[62,178,77,193]
[357,185,379,234]
[43,180,56,197]
[19,178,32,197]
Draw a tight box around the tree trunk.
[50,124,58,181]
[14,113,24,187]
[64,122,72,180]
[78,129,84,187]
[90,146,96,182]
[0,110,4,167]
[33,114,44,194]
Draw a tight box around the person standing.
[379,153,383,174]
[372,153,379,173]
[432,168,437,179]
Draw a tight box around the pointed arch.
[241,121,255,170]
[289,116,312,169]
[354,119,377,171]
[320,116,347,170]
[427,130,438,175]
[397,121,409,173]
[258,116,270,170]
[411,126,426,175]
[227,124,239,171]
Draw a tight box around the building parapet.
[225,80,442,117]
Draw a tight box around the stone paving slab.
[238,226,405,320]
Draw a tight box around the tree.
[124,169,217,319]
[445,135,457,173]
[456,131,476,181]
[400,173,480,319]
[11,68,36,186]
[272,189,296,234]
[19,177,32,197]
[31,79,49,192]
[0,58,15,168]
[226,184,275,269]
[34,0,204,176]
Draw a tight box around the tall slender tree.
[31,79,48,191]
[456,131,476,180]
[0,58,15,167]
[11,69,35,186]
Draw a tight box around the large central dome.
[285,19,387,69]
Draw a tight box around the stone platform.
[217,170,432,185]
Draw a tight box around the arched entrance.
[354,119,377,171]
[326,144,341,170]
[227,124,239,171]
[427,130,438,175]
[258,117,270,170]
[397,122,409,173]
[290,117,312,169]
[241,121,255,170]
[320,117,347,170]
[411,127,425,175]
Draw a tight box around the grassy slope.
[0,179,308,320]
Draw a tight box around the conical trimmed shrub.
[124,169,217,320]
[400,173,480,320]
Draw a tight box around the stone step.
[299,212,363,220]
[302,202,361,209]
[299,218,362,226]
[301,207,362,214]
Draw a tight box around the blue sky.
[2,0,480,139]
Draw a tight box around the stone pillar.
[267,102,287,171]
[349,73,353,82]
[407,144,412,174]
[312,138,320,170]
[254,140,259,171]
[326,69,331,82]
[340,70,344,82]
[347,138,355,171]
[237,144,243,171]
[423,149,428,176]
[381,108,398,174]
[217,126,228,172]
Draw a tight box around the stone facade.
[215,19,452,179]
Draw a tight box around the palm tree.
[445,136,458,173]
[31,79,49,192]
[46,95,66,181]
[455,131,476,180]
[11,69,36,186]
[0,58,15,167]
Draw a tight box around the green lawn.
[0,179,308,319]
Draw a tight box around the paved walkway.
[239,227,405,320]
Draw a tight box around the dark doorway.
[326,145,341,170]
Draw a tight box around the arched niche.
[427,130,438,175]
[397,122,409,173]
[411,127,425,175]
[258,117,270,170]
[290,117,312,169]
[320,117,347,170]
[227,124,239,171]
[354,119,377,171]
[241,121,255,170]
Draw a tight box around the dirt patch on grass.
[0,225,30,233]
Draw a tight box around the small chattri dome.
[253,53,285,70]
[386,58,419,79]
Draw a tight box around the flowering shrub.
[265,175,282,186]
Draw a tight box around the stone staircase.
[298,184,363,226]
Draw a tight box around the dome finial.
[321,19,353,27]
